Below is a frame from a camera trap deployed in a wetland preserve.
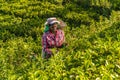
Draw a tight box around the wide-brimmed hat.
[45,17,60,26]
[44,17,67,32]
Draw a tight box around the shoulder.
[57,29,64,34]
[57,29,64,33]
[42,31,50,38]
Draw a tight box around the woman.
[42,17,65,59]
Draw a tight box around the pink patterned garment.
[42,30,65,58]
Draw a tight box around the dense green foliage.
[0,0,120,80]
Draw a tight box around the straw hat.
[45,17,60,26]
[44,17,67,32]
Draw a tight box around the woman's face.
[50,23,58,33]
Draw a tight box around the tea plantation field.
[0,0,120,80]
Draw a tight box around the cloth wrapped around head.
[44,17,66,32]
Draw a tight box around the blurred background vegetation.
[0,0,120,80]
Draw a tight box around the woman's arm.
[55,30,65,47]
[42,34,52,58]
